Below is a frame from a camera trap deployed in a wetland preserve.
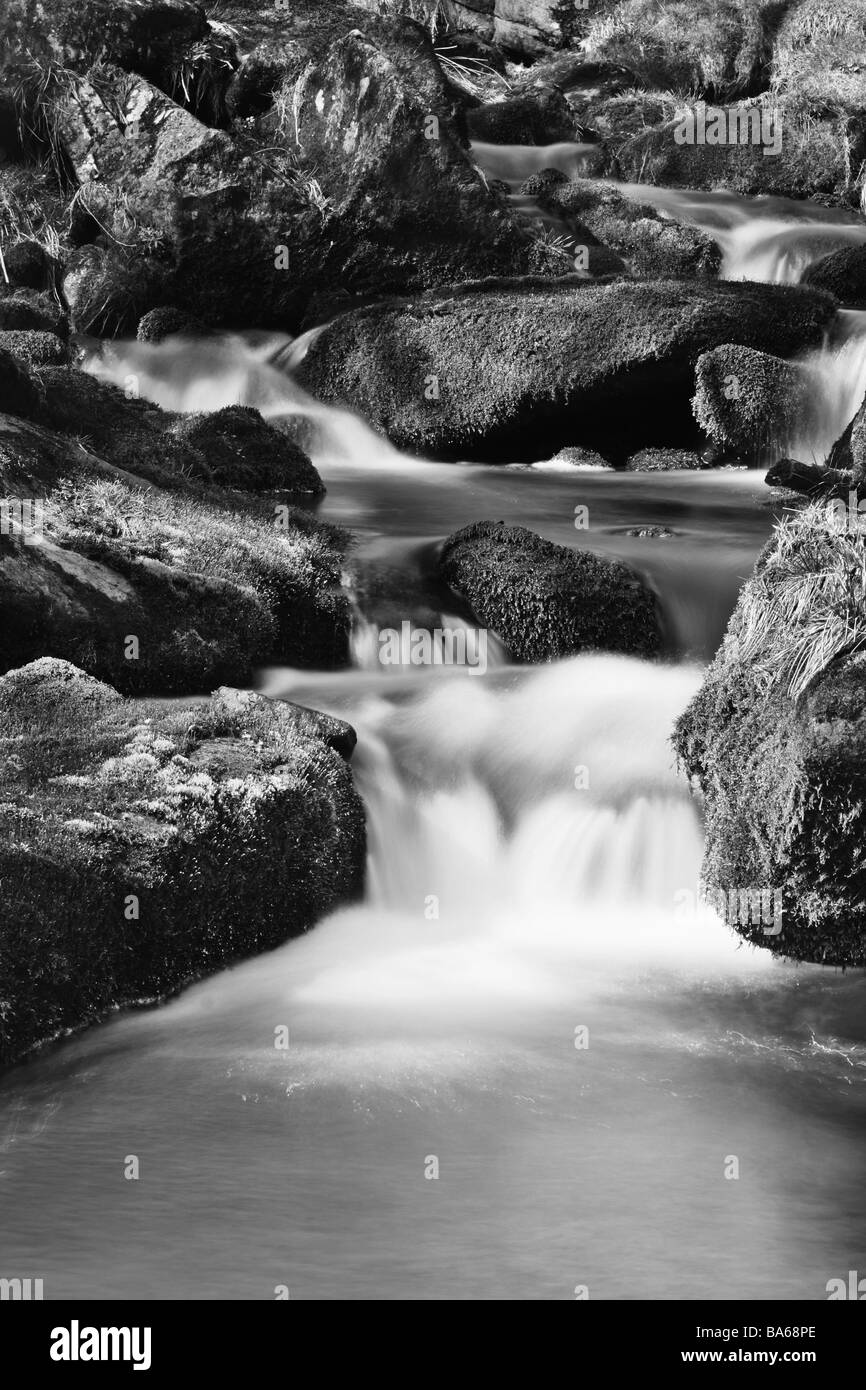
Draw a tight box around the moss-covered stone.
[536,178,721,278]
[166,406,323,493]
[137,305,207,342]
[439,519,661,661]
[0,658,366,1065]
[803,244,866,306]
[298,277,837,460]
[0,329,68,367]
[0,474,351,690]
[692,344,819,460]
[584,0,772,98]
[625,448,704,472]
[0,287,68,337]
[467,86,578,143]
[673,510,866,966]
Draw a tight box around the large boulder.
[0,474,350,689]
[165,406,323,492]
[803,243,866,306]
[0,659,366,1064]
[535,178,721,277]
[467,87,579,143]
[584,0,772,98]
[673,502,866,966]
[298,278,837,460]
[439,520,661,660]
[692,344,822,461]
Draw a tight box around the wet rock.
[439,519,661,661]
[547,445,614,469]
[0,658,366,1064]
[693,344,819,461]
[803,244,866,307]
[299,278,837,460]
[827,394,866,481]
[673,505,866,966]
[0,472,351,689]
[536,179,722,278]
[165,406,323,493]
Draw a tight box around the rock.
[547,445,614,469]
[584,0,771,98]
[492,0,591,56]
[624,525,675,538]
[802,244,866,306]
[0,659,366,1064]
[165,406,323,493]
[0,473,352,688]
[692,345,820,460]
[4,0,209,85]
[673,504,866,966]
[137,306,207,342]
[625,448,704,472]
[0,411,136,495]
[764,458,854,500]
[467,87,578,143]
[827,394,866,481]
[439,520,661,661]
[0,239,51,289]
[298,278,837,460]
[536,179,722,278]
[0,347,41,418]
[0,287,68,336]
[0,329,68,367]
[38,366,209,488]
[62,243,171,337]
[519,168,568,197]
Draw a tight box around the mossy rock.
[803,244,866,307]
[693,344,821,461]
[0,347,41,419]
[299,277,837,460]
[0,658,366,1065]
[538,179,722,278]
[0,287,68,337]
[439,520,661,661]
[467,87,578,144]
[166,406,323,493]
[673,512,866,966]
[0,329,68,368]
[137,306,208,342]
[625,448,704,471]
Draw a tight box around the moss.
[467,87,578,143]
[0,328,67,366]
[0,475,352,690]
[803,244,866,306]
[692,344,820,461]
[0,286,68,336]
[673,506,866,965]
[539,179,722,278]
[585,0,775,99]
[0,239,50,288]
[439,519,661,661]
[625,448,704,471]
[166,406,323,494]
[0,658,366,1065]
[0,345,41,417]
[299,277,837,460]
[137,305,207,342]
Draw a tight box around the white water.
[3,195,864,1300]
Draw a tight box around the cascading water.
[1,654,863,1299]
[5,194,864,1300]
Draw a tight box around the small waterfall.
[84,333,406,471]
[471,140,600,188]
[787,310,866,464]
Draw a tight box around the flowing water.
[2,186,866,1301]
